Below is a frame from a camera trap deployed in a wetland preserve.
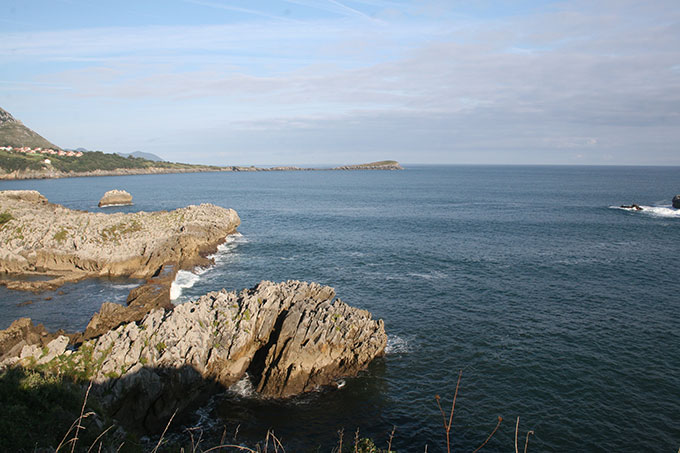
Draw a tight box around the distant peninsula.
[0,107,402,180]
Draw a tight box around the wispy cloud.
[183,0,301,22]
[1,0,678,164]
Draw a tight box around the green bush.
[0,211,13,226]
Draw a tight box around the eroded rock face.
[99,189,133,207]
[0,190,240,290]
[673,195,680,209]
[0,318,68,362]
[2,281,387,432]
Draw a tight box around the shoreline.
[0,161,403,180]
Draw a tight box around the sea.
[0,165,678,452]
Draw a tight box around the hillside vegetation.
[0,149,218,174]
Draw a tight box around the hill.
[0,107,60,150]
[116,151,165,161]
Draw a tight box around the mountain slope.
[0,107,60,150]
[116,151,165,161]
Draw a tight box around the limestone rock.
[5,281,387,433]
[0,190,240,291]
[99,190,133,207]
[673,195,680,209]
[0,317,64,361]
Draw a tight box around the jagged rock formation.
[0,106,60,150]
[0,318,70,362]
[0,190,240,291]
[98,189,133,207]
[1,281,387,432]
[673,195,680,209]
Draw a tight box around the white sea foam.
[385,335,412,354]
[170,233,246,301]
[208,233,247,264]
[610,205,680,218]
[408,270,447,280]
[169,270,201,300]
[110,283,140,290]
[228,373,255,397]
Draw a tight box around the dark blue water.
[1,166,679,452]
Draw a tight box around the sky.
[1,0,679,166]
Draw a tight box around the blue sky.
[1,0,678,165]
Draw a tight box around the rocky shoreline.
[0,190,240,292]
[0,190,388,439]
[1,281,386,432]
[0,160,403,180]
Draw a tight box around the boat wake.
[610,205,680,218]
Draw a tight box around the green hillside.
[0,107,60,150]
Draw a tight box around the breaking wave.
[170,233,247,301]
[169,270,201,300]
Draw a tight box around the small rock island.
[98,189,133,207]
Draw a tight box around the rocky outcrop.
[0,318,69,362]
[673,195,680,209]
[3,281,387,432]
[98,190,133,207]
[0,190,240,291]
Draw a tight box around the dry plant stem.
[115,442,125,452]
[219,426,228,453]
[234,424,241,441]
[337,428,344,453]
[524,430,535,453]
[435,369,463,453]
[514,417,520,453]
[204,445,257,453]
[387,425,396,452]
[471,416,503,453]
[86,425,114,453]
[71,380,94,453]
[271,432,286,453]
[151,409,178,453]
[354,428,360,453]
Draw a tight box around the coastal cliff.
[1,281,387,432]
[0,190,240,291]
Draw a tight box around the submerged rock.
[1,281,387,433]
[0,190,240,291]
[673,195,680,209]
[99,189,133,207]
